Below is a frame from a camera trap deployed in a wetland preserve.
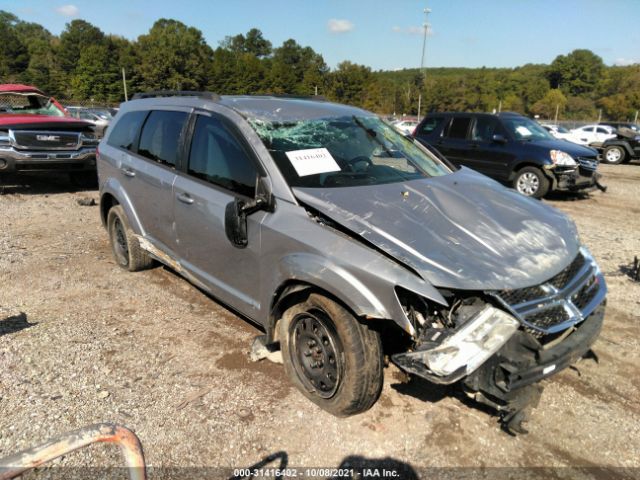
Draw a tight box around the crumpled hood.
[293,167,580,290]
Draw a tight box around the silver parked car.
[98,92,606,433]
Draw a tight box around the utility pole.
[635,110,639,124]
[417,5,431,119]
[554,104,560,125]
[121,68,128,101]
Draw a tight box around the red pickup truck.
[0,84,98,183]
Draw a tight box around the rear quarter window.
[107,110,148,151]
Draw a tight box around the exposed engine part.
[393,288,605,435]
[463,304,604,434]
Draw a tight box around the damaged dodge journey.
[98,92,607,433]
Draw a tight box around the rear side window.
[419,117,444,136]
[107,110,147,151]
[138,110,188,167]
[446,117,472,139]
[187,115,258,197]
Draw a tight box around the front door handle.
[121,167,136,177]
[177,193,194,205]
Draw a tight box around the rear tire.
[107,205,154,272]
[602,145,625,164]
[279,293,383,416]
[513,167,550,198]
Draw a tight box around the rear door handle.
[177,193,194,205]
[121,167,136,177]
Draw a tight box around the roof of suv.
[425,111,524,118]
[127,93,373,122]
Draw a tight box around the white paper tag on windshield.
[285,148,341,177]
[516,126,532,136]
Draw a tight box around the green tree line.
[1,10,638,121]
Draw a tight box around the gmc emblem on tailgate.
[36,135,61,141]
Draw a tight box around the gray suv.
[98,92,606,433]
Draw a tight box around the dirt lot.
[1,164,639,479]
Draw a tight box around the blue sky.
[3,0,640,70]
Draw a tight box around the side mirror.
[224,177,275,248]
[492,134,507,144]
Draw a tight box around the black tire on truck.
[279,293,384,416]
[602,145,626,165]
[107,205,154,272]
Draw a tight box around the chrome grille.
[10,130,80,151]
[548,253,586,290]
[491,249,606,337]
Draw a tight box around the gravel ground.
[1,164,639,479]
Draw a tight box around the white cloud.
[614,58,639,66]
[55,4,79,17]
[327,19,354,34]
[392,25,433,36]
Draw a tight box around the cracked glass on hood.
[249,116,451,188]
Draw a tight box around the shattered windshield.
[0,93,65,117]
[250,115,451,188]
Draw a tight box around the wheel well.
[510,162,550,182]
[267,281,410,354]
[100,193,119,227]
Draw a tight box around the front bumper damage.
[550,158,606,192]
[391,248,607,433]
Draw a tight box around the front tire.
[513,166,550,198]
[107,205,154,272]
[602,145,625,164]
[279,293,383,416]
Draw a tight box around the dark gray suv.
[98,92,606,432]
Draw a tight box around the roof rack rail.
[265,93,328,102]
[131,90,220,101]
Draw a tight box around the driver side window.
[188,115,258,198]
